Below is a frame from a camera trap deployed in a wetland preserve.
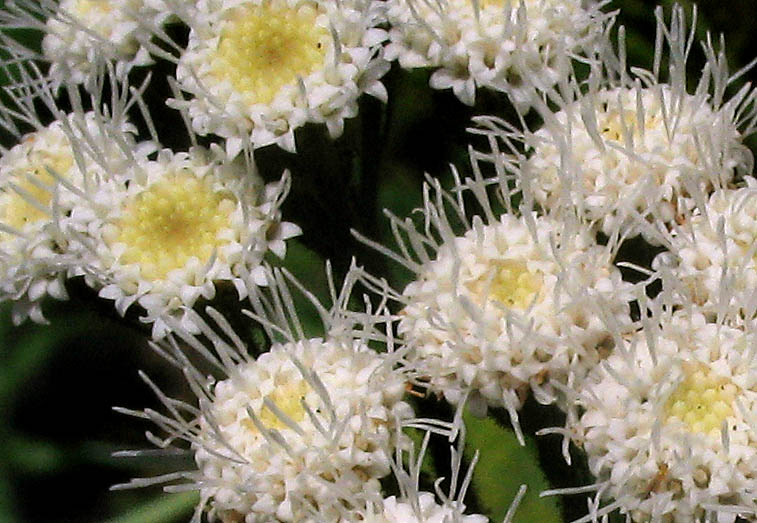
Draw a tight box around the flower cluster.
[3,0,757,522]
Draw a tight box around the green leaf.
[3,436,67,474]
[268,239,330,339]
[105,491,199,523]
[463,410,561,523]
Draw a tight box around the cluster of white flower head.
[384,0,608,106]
[473,7,755,246]
[68,145,300,338]
[6,0,757,521]
[159,0,388,152]
[575,309,757,522]
[0,0,170,88]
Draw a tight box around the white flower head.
[194,336,412,521]
[71,144,300,338]
[473,5,755,244]
[655,183,757,318]
[1,0,169,88]
[114,266,420,522]
[0,61,143,324]
[573,309,757,522]
[155,0,388,153]
[356,166,633,442]
[384,0,609,107]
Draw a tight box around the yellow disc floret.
[75,0,112,16]
[467,259,542,310]
[665,362,738,435]
[112,172,236,280]
[1,141,74,231]
[212,2,329,106]
[244,380,309,433]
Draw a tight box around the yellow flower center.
[468,259,542,310]
[1,145,74,232]
[245,380,309,432]
[212,2,329,106]
[599,109,662,143]
[75,0,112,16]
[665,363,738,435]
[111,172,236,280]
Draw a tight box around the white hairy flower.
[575,310,757,522]
[345,423,498,523]
[162,0,388,153]
[358,492,488,523]
[657,184,757,316]
[194,337,413,521]
[114,270,420,522]
[384,0,607,107]
[71,146,300,338]
[356,170,633,442]
[398,213,630,438]
[0,106,141,324]
[472,6,756,245]
[0,0,169,88]
[524,85,749,244]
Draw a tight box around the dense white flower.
[0,120,80,324]
[70,146,300,338]
[472,6,756,244]
[384,0,608,107]
[655,183,757,317]
[114,268,420,522]
[0,62,144,324]
[524,84,750,244]
[573,310,757,522]
[0,0,169,88]
[158,0,388,153]
[356,171,633,441]
[194,337,412,521]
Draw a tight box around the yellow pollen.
[665,362,738,435]
[111,172,236,280]
[212,3,329,106]
[245,380,309,432]
[75,0,112,16]
[1,145,74,231]
[468,259,542,310]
